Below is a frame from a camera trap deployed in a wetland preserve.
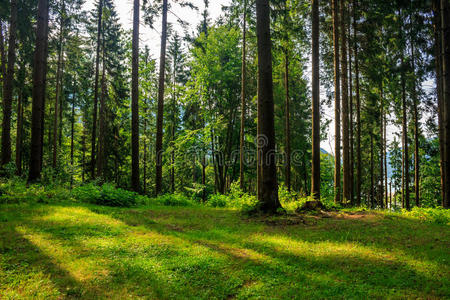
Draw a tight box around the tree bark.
[284,49,291,192]
[370,132,374,208]
[411,39,420,207]
[311,0,321,200]
[401,53,410,210]
[379,84,384,208]
[0,22,6,82]
[440,0,450,208]
[353,0,361,206]
[255,0,281,212]
[348,6,354,205]
[340,0,350,203]
[91,0,103,178]
[433,0,445,205]
[96,38,107,179]
[333,0,341,204]
[15,87,23,175]
[1,0,18,168]
[131,0,140,192]
[239,0,247,191]
[52,0,65,169]
[70,86,75,188]
[155,0,168,195]
[28,0,49,182]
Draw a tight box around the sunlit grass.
[0,202,449,299]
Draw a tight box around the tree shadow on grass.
[89,206,449,299]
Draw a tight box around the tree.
[155,0,168,195]
[340,0,350,203]
[255,0,281,212]
[91,0,103,178]
[28,0,49,182]
[1,0,18,169]
[311,0,320,200]
[240,0,247,191]
[441,0,450,208]
[131,0,140,192]
[332,0,341,203]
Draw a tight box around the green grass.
[0,202,449,299]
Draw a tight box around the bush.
[403,207,450,225]
[153,193,195,207]
[206,182,258,212]
[72,183,137,207]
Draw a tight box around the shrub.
[154,193,195,207]
[72,183,137,207]
[404,207,450,225]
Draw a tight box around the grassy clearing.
[0,202,449,299]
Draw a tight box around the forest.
[0,0,449,298]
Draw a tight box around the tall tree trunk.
[348,8,354,205]
[96,39,106,179]
[1,0,18,168]
[370,132,374,208]
[131,0,140,192]
[239,0,247,191]
[411,40,420,207]
[333,0,341,204]
[379,84,384,208]
[433,0,445,205]
[15,87,23,175]
[155,0,168,195]
[440,0,450,208]
[170,63,176,194]
[401,53,410,210]
[28,0,49,182]
[353,0,361,206]
[255,0,281,212]
[384,109,388,207]
[53,0,65,169]
[311,0,321,200]
[81,121,86,182]
[91,0,103,178]
[340,0,350,203]
[143,101,148,194]
[70,87,75,188]
[284,48,291,192]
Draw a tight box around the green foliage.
[0,179,71,204]
[403,207,450,225]
[207,182,258,212]
[152,193,196,207]
[72,183,138,208]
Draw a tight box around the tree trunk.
[28,0,49,183]
[284,48,291,192]
[96,39,107,179]
[70,87,75,188]
[311,0,321,200]
[411,39,420,207]
[255,0,281,212]
[15,87,23,175]
[53,0,65,169]
[131,0,140,192]
[333,0,341,204]
[81,122,86,182]
[91,0,103,178]
[0,22,6,82]
[379,84,384,208]
[353,0,361,206]
[348,7,354,205]
[433,0,445,205]
[384,109,388,207]
[239,0,247,191]
[1,0,18,168]
[340,0,350,203]
[155,0,168,195]
[440,0,450,208]
[370,132,374,208]
[401,53,410,210]
[143,101,148,194]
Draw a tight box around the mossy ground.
[0,202,448,299]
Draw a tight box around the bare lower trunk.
[239,0,247,191]
[155,0,168,195]
[379,85,384,208]
[353,0,361,206]
[256,0,281,212]
[15,89,23,175]
[401,53,410,210]
[1,0,18,168]
[311,0,321,200]
[333,0,341,204]
[28,0,49,182]
[91,0,103,178]
[131,0,140,192]
[284,49,291,192]
[341,0,350,203]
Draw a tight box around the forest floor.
[0,202,449,299]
